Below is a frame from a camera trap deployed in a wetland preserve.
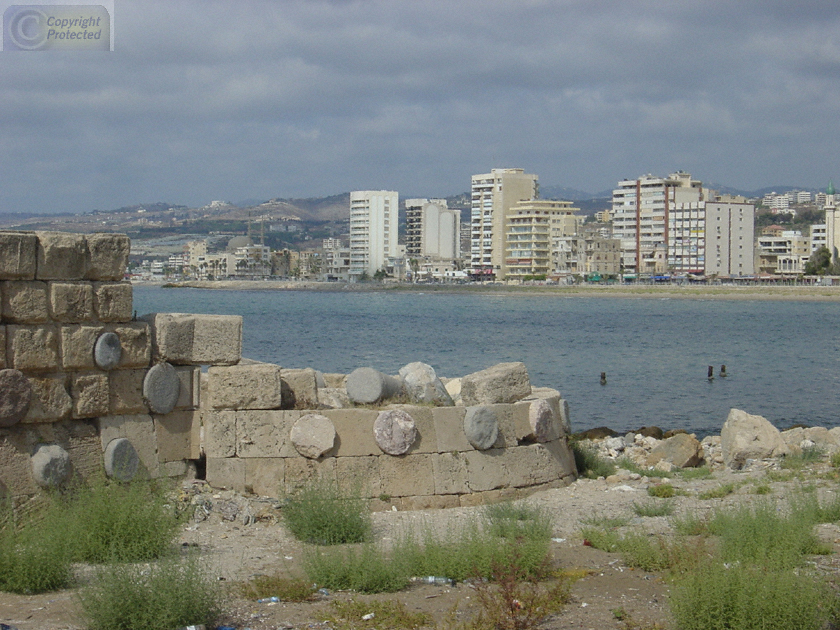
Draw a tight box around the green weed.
[484,502,553,542]
[647,483,676,498]
[322,600,430,630]
[233,574,317,602]
[632,500,675,517]
[282,479,371,545]
[698,483,735,500]
[752,484,772,495]
[304,544,409,593]
[830,451,840,468]
[616,457,671,478]
[781,446,824,470]
[0,515,71,594]
[570,442,616,478]
[671,512,710,536]
[676,466,713,480]
[580,514,630,529]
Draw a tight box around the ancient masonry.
[0,230,577,518]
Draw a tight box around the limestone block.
[97,414,159,478]
[432,406,471,452]
[401,495,460,511]
[432,452,469,495]
[71,372,109,419]
[0,232,37,280]
[111,322,151,368]
[464,449,508,492]
[464,406,500,450]
[7,325,59,372]
[86,233,130,281]
[322,373,346,388]
[284,456,336,494]
[280,368,319,409]
[203,410,236,458]
[444,377,462,405]
[48,282,94,323]
[0,369,32,427]
[394,405,437,454]
[346,367,403,404]
[23,374,72,423]
[379,453,435,497]
[461,362,531,405]
[721,408,789,469]
[1,281,48,323]
[527,399,561,443]
[493,402,531,447]
[504,444,567,487]
[93,282,133,322]
[175,366,200,410]
[374,408,417,455]
[0,430,40,496]
[291,413,336,459]
[323,409,379,456]
[36,232,89,280]
[31,444,71,487]
[143,362,180,415]
[142,312,242,365]
[154,410,198,462]
[208,363,282,410]
[398,362,453,405]
[523,388,565,440]
[647,433,703,468]
[94,331,122,370]
[237,410,297,458]
[335,456,381,497]
[161,460,190,477]
[317,387,350,409]
[109,369,148,415]
[206,457,246,492]
[244,458,285,497]
[60,325,102,370]
[103,437,139,481]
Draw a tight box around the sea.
[132,286,840,438]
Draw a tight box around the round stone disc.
[31,444,72,488]
[94,332,122,370]
[0,369,32,427]
[104,438,140,481]
[143,362,180,414]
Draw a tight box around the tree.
[373,268,388,281]
[805,246,832,275]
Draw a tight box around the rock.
[624,432,637,447]
[31,444,71,487]
[528,398,559,443]
[291,413,336,459]
[463,405,499,450]
[603,436,626,452]
[373,408,417,455]
[575,426,617,440]
[317,387,350,409]
[398,362,453,405]
[646,433,703,468]
[721,408,789,469]
[444,377,462,405]
[143,362,181,415]
[346,367,403,404]
[94,331,122,370]
[281,368,319,410]
[636,426,664,440]
[460,362,531,405]
[0,369,32,427]
[103,437,140,481]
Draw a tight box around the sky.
[3,0,840,214]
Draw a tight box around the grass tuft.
[697,483,735,500]
[322,600,430,630]
[632,500,675,517]
[484,502,553,542]
[781,446,824,470]
[304,544,409,593]
[0,515,72,594]
[676,466,713,480]
[647,483,676,498]
[570,441,616,478]
[282,479,371,545]
[233,574,318,602]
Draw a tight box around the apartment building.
[405,198,460,260]
[349,190,398,280]
[755,231,810,275]
[704,202,755,276]
[810,224,827,254]
[502,200,581,280]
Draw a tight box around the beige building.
[405,198,460,260]
[349,190,398,280]
[703,202,755,276]
[504,200,581,281]
[755,231,810,275]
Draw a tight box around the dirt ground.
[2,463,840,630]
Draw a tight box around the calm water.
[132,286,840,437]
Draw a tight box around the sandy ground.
[3,461,840,630]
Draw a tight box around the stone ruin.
[0,230,577,520]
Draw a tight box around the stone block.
[0,369,32,427]
[175,366,200,410]
[7,325,59,372]
[322,409,380,457]
[204,410,237,458]
[432,406,470,452]
[432,452,469,495]
[1,281,48,323]
[59,325,102,370]
[400,495,460,511]
[461,362,531,405]
[36,232,89,280]
[154,410,198,462]
[208,363,282,410]
[0,430,39,496]
[244,458,285,497]
[71,372,110,419]
[109,369,148,415]
[392,405,437,454]
[237,410,297,458]
[647,433,703,468]
[111,322,151,368]
[322,373,346,388]
[398,362,453,405]
[93,282,133,322]
[280,368,319,409]
[501,445,555,488]
[86,233,130,281]
[379,454,435,497]
[142,312,242,365]
[97,414,159,478]
[464,449,508,492]
[444,377,462,405]
[0,232,37,280]
[206,457,245,492]
[284,456,336,494]
[48,282,94,323]
[161,460,189,478]
[318,387,350,409]
[335,456,381,497]
[493,402,531,447]
[23,374,72,423]
[543,438,577,479]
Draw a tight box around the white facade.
[703,202,755,276]
[810,224,827,254]
[349,190,399,279]
[405,198,460,260]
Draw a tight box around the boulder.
[528,398,560,443]
[574,426,617,440]
[463,405,499,450]
[646,433,703,468]
[636,426,664,440]
[444,378,462,405]
[721,408,789,469]
[373,408,417,455]
[398,362,453,406]
[346,367,403,404]
[291,413,336,459]
[31,444,72,487]
[460,362,530,405]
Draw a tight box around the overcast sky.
[3,0,840,214]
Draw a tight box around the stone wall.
[0,230,577,518]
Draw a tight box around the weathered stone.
[721,408,789,469]
[94,331,122,370]
[36,232,89,280]
[432,406,470,452]
[141,312,242,365]
[0,232,37,280]
[174,366,200,410]
[379,454,435,497]
[143,362,180,415]
[322,373,346,388]
[103,437,139,481]
[322,409,379,457]
[93,282,133,322]
[346,367,403,404]
[31,444,71,487]
[1,281,48,323]
[528,398,560,443]
[280,368,319,409]
[444,377,462,405]
[284,456,336,494]
[23,374,72,423]
[394,405,437,453]
[109,369,148,414]
[636,426,664,440]
[464,449,507,492]
[206,457,246,492]
[460,362,531,405]
[574,426,617,440]
[86,233,130,281]
[398,362,453,405]
[647,433,703,468]
[59,325,100,370]
[98,414,159,478]
[111,322,151,367]
[0,369,32,427]
[71,372,109,418]
[236,410,297,458]
[291,413,336,459]
[7,325,59,372]
[335,456,381,497]
[204,410,237,458]
[432,452,469,495]
[463,405,499,450]
[317,387,350,409]
[48,282,94,322]
[0,326,5,369]
[373,408,417,455]
[208,362,282,410]
[244,458,285,497]
[154,410,198,462]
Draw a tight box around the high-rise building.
[703,201,755,276]
[405,198,460,260]
[349,190,398,280]
[503,199,581,280]
[470,168,538,280]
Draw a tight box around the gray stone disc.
[143,362,180,414]
[94,331,122,370]
[103,438,140,481]
[31,444,72,488]
[374,408,417,455]
[0,369,32,427]
[464,405,499,450]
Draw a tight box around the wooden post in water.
[707,365,714,381]
[720,365,727,378]
[600,372,607,386]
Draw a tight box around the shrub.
[0,518,72,594]
[830,451,840,468]
[698,483,735,500]
[322,600,430,630]
[233,574,317,602]
[676,466,713,480]
[647,483,676,498]
[632,500,674,517]
[781,446,824,470]
[303,544,409,593]
[282,479,371,545]
[671,512,710,536]
[570,442,616,478]
[484,502,553,542]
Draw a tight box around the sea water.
[132,286,840,437]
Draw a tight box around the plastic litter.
[0,624,20,630]
[362,613,375,620]
[318,588,330,596]
[257,596,280,603]
[176,626,205,630]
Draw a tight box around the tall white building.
[349,190,398,280]
[703,202,755,276]
[405,198,460,260]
